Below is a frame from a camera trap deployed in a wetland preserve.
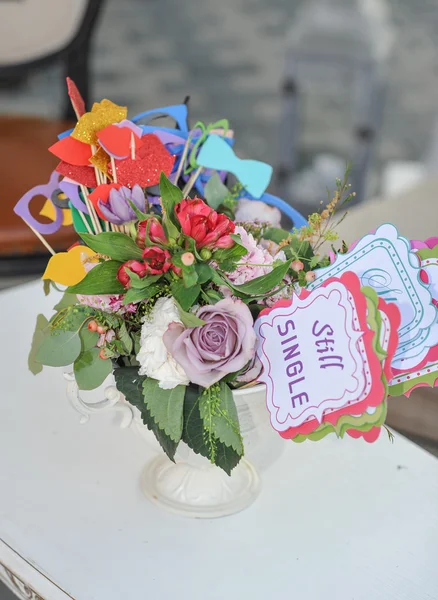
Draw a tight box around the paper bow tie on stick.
[196,134,273,199]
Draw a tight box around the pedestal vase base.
[140,455,261,519]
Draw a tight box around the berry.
[291,260,304,272]
[96,325,106,335]
[87,320,98,332]
[305,270,316,283]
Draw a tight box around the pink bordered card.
[255,272,385,437]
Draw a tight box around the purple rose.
[163,298,257,388]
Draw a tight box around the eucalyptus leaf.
[143,378,186,443]
[67,260,124,295]
[74,347,112,390]
[35,330,82,367]
[53,293,78,312]
[182,385,241,475]
[79,327,99,351]
[170,279,200,310]
[204,173,229,209]
[80,232,143,261]
[28,314,49,375]
[114,367,178,460]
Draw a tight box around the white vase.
[64,375,283,519]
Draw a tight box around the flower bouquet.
[17,80,438,516]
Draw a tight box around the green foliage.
[123,284,161,304]
[80,232,143,261]
[262,227,291,244]
[67,260,124,294]
[35,330,82,367]
[142,377,186,443]
[159,172,182,239]
[199,382,243,455]
[53,293,78,312]
[174,301,205,328]
[203,173,229,209]
[182,385,242,475]
[114,367,178,461]
[126,270,161,289]
[43,279,51,296]
[214,239,248,267]
[74,347,112,390]
[118,322,133,354]
[195,263,214,284]
[28,314,49,375]
[79,327,99,351]
[170,279,200,310]
[225,259,292,296]
[182,264,198,288]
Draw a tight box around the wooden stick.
[104,221,110,232]
[91,145,103,186]
[79,211,94,235]
[80,185,102,234]
[110,156,118,183]
[182,166,203,196]
[130,132,136,160]
[174,137,191,184]
[22,219,56,255]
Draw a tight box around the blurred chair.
[0,0,104,278]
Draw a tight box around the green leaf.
[174,301,205,328]
[114,367,178,460]
[53,293,78,312]
[35,330,82,367]
[225,259,292,296]
[123,284,160,305]
[308,255,321,269]
[74,347,112,390]
[170,279,201,310]
[43,279,51,296]
[182,264,198,288]
[159,172,183,215]
[79,327,99,351]
[28,314,50,375]
[203,173,229,209]
[80,232,143,261]
[199,383,243,454]
[182,385,241,475]
[118,322,133,353]
[195,263,214,284]
[214,242,248,265]
[127,270,161,290]
[126,198,150,221]
[143,378,186,443]
[262,227,291,244]
[67,260,124,295]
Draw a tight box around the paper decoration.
[71,99,127,146]
[14,171,64,234]
[59,180,88,214]
[97,124,142,159]
[255,273,385,437]
[40,199,73,227]
[49,136,92,166]
[42,245,96,286]
[109,134,174,188]
[66,77,86,118]
[88,183,121,219]
[196,134,272,199]
[55,162,97,188]
[131,104,189,133]
[307,224,438,370]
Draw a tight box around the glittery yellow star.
[71,99,127,146]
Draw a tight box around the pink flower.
[77,294,135,314]
[175,197,235,249]
[136,217,167,248]
[163,298,256,388]
[226,226,286,286]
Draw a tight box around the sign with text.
[255,274,385,435]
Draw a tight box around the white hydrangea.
[136,297,189,389]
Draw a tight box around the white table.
[1,281,438,600]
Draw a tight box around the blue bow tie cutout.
[196,134,272,199]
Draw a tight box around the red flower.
[175,197,235,249]
[117,260,147,289]
[136,217,167,249]
[143,246,172,275]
